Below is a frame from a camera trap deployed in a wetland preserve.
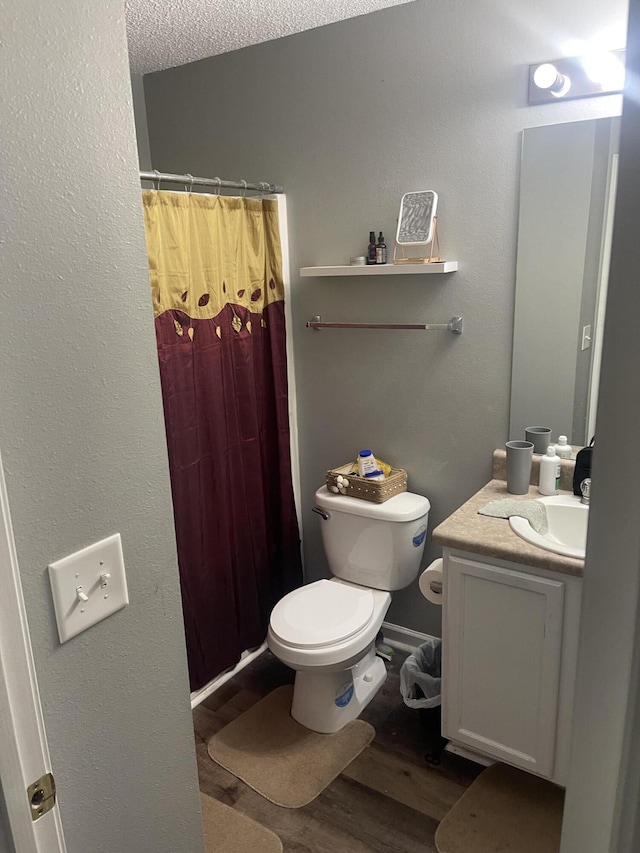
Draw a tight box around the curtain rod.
[140,170,283,194]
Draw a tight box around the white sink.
[509,494,589,560]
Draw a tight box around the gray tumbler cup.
[525,426,552,455]
[506,441,534,495]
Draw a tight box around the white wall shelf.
[300,261,458,277]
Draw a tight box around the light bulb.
[533,63,572,97]
[533,63,560,90]
[550,75,572,98]
[582,51,625,90]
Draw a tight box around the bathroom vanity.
[432,465,584,787]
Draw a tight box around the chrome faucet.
[580,478,591,505]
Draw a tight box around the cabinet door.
[443,555,564,778]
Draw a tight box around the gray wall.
[0,1,204,852]
[143,0,624,635]
[131,73,153,170]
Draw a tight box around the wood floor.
[193,647,483,852]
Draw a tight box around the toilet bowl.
[268,486,430,733]
[268,578,391,733]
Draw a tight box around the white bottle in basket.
[357,449,379,478]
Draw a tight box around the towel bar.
[306,315,463,334]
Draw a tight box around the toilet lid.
[270,580,374,649]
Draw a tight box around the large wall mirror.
[510,117,620,448]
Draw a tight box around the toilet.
[267,485,430,733]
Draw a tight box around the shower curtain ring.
[153,169,161,191]
[185,173,194,193]
[214,177,221,195]
[241,179,247,198]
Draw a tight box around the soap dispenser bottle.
[539,445,561,495]
[554,435,572,459]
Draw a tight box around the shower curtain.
[142,190,302,691]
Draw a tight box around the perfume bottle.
[376,232,387,265]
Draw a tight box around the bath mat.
[207,684,375,808]
[435,763,564,853]
[200,793,283,853]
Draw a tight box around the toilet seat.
[267,579,391,670]
[269,579,374,649]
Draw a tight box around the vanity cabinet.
[442,549,582,786]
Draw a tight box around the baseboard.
[381,621,440,653]
[190,641,267,709]
[190,625,432,707]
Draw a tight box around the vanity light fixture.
[528,49,625,104]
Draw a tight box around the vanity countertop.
[432,479,584,578]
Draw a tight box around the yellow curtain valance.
[142,190,284,320]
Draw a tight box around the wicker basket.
[325,463,408,503]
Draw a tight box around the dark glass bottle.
[367,231,377,265]
[375,232,387,265]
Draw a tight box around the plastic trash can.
[400,639,447,764]
[400,638,442,709]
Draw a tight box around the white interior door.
[0,452,67,853]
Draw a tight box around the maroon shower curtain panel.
[155,301,302,690]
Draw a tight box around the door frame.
[0,451,67,852]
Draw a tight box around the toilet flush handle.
[312,507,330,521]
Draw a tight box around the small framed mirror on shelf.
[394,190,441,264]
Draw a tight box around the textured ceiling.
[126,0,415,74]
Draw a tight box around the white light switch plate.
[48,533,128,643]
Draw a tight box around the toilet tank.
[314,486,430,591]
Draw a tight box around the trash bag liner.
[400,639,442,709]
